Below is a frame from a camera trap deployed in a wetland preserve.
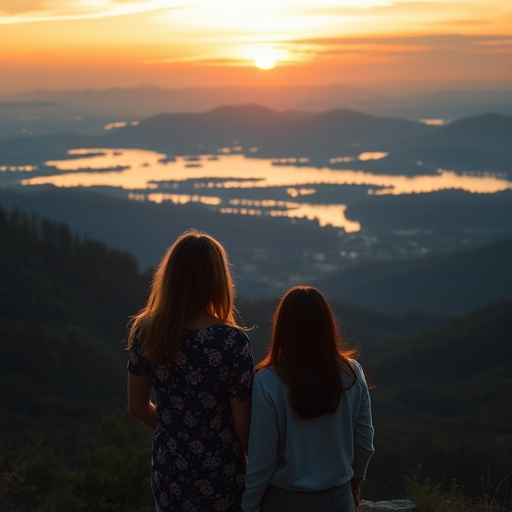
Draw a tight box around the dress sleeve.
[127,340,150,376]
[352,360,375,478]
[227,328,254,402]
[242,370,279,512]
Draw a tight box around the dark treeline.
[0,205,510,511]
[0,206,148,332]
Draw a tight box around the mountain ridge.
[315,237,512,315]
[1,104,509,176]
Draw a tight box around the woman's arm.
[352,362,375,490]
[351,477,363,508]
[127,372,157,430]
[242,372,279,512]
[230,397,251,455]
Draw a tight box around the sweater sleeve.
[241,370,279,512]
[352,361,375,478]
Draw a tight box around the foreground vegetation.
[406,468,511,512]
[2,423,510,511]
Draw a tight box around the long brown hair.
[127,229,240,364]
[258,286,358,418]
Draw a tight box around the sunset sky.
[1,0,511,94]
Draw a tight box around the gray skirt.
[260,482,355,512]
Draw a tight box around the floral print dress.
[128,324,254,512]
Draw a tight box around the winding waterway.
[19,148,512,231]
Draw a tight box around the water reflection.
[21,148,512,230]
[224,201,361,231]
[145,193,222,206]
[419,118,445,126]
[358,152,388,161]
[1,164,38,172]
[104,121,139,130]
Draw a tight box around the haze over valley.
[1,86,510,303]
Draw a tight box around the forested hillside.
[368,300,512,431]
[0,206,149,442]
[316,236,512,315]
[0,205,510,510]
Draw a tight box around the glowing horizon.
[0,0,511,94]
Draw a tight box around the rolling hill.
[367,299,512,433]
[315,237,512,315]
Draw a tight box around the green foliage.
[361,417,512,503]
[0,415,154,512]
[0,444,38,510]
[56,413,154,512]
[405,467,510,512]
[0,441,71,512]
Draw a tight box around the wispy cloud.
[0,0,178,24]
[3,0,508,27]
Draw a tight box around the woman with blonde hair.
[242,286,374,512]
[127,229,254,512]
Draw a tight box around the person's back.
[127,230,254,512]
[242,286,374,512]
[129,322,253,510]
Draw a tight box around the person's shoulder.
[254,366,280,384]
[215,323,250,339]
[346,357,360,372]
[127,333,143,355]
[346,358,370,385]
[210,324,252,357]
[253,367,286,405]
[347,358,361,370]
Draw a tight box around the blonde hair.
[127,229,239,364]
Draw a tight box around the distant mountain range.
[104,104,432,159]
[1,83,511,134]
[104,105,511,173]
[1,104,510,175]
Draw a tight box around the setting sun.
[246,46,288,71]
[254,51,277,70]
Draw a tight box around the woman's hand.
[351,477,363,508]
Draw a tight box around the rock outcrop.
[359,499,416,512]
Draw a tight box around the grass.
[0,444,38,509]
[405,467,511,512]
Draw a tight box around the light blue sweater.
[241,360,374,512]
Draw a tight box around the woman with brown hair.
[242,286,374,512]
[127,229,254,512]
